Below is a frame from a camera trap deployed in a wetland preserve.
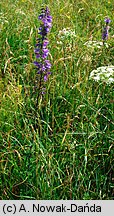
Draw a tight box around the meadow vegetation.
[0,0,114,199]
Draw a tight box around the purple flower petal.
[34,48,40,54]
[44,74,48,81]
[33,61,40,67]
[104,18,111,24]
[45,60,51,69]
[36,54,41,58]
[43,39,49,47]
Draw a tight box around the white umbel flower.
[89,66,114,84]
[84,40,108,49]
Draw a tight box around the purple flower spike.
[102,26,109,40]
[102,17,111,42]
[33,6,52,95]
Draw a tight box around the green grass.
[0,0,114,199]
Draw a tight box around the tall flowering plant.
[34,6,52,99]
[102,18,111,43]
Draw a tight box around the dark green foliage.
[0,0,114,200]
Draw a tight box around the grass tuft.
[0,0,114,199]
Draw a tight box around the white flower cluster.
[89,66,114,84]
[57,28,76,44]
[84,40,108,49]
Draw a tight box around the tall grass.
[0,0,114,199]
